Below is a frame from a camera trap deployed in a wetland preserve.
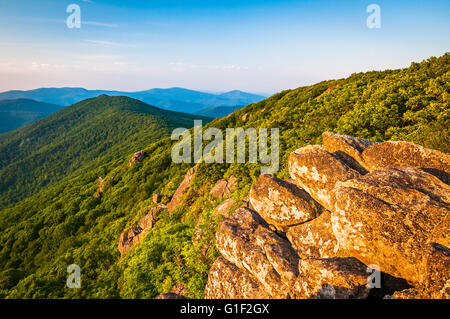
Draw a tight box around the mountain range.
[0,87,266,113]
[0,95,211,208]
[0,53,448,299]
[0,99,64,134]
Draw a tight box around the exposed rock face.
[241,113,250,122]
[288,145,360,211]
[210,176,237,198]
[205,132,449,299]
[249,174,322,230]
[167,166,196,211]
[215,207,299,298]
[118,207,162,254]
[169,282,187,296]
[94,177,105,199]
[418,243,450,298]
[205,257,270,299]
[152,193,164,203]
[322,131,376,173]
[286,211,346,259]
[332,166,450,284]
[129,151,146,166]
[295,257,371,299]
[212,199,236,218]
[362,141,450,184]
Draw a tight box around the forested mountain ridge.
[0,87,266,114]
[0,53,448,299]
[0,95,211,208]
[0,99,63,134]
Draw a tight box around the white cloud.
[83,21,119,28]
[21,17,118,28]
[85,40,127,47]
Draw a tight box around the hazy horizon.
[0,0,449,93]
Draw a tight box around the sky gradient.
[0,0,449,94]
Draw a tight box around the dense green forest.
[0,96,210,208]
[0,99,63,134]
[0,53,448,298]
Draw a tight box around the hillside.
[0,99,63,134]
[0,53,448,299]
[0,95,211,208]
[195,105,243,118]
[0,87,266,114]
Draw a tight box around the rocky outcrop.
[286,211,346,258]
[241,113,250,122]
[362,141,450,184]
[94,177,105,199]
[288,145,360,211]
[210,176,237,198]
[215,207,299,298]
[167,166,197,211]
[118,207,162,254]
[295,257,371,299]
[205,257,270,299]
[322,131,376,173]
[418,243,450,298]
[332,166,449,284]
[249,174,322,230]
[205,132,449,299]
[129,151,146,166]
[212,199,236,218]
[152,193,164,204]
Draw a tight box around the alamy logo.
[67,264,81,289]
[367,264,381,288]
[366,4,381,29]
[171,120,280,174]
[66,4,81,29]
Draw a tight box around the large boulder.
[295,257,371,299]
[286,211,346,258]
[288,145,360,211]
[362,141,450,184]
[418,243,450,298]
[167,166,197,211]
[331,166,450,284]
[129,151,146,166]
[212,199,236,219]
[210,176,238,198]
[322,131,376,173]
[205,257,270,299]
[215,207,299,298]
[249,174,322,230]
[118,207,162,254]
[205,132,449,299]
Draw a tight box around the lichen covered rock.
[286,211,346,258]
[331,166,450,284]
[205,257,270,299]
[362,141,450,184]
[295,257,371,299]
[215,207,299,298]
[167,166,196,211]
[288,145,360,211]
[249,174,322,229]
[204,132,449,299]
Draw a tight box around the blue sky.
[0,0,448,94]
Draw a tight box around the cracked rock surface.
[205,132,449,299]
